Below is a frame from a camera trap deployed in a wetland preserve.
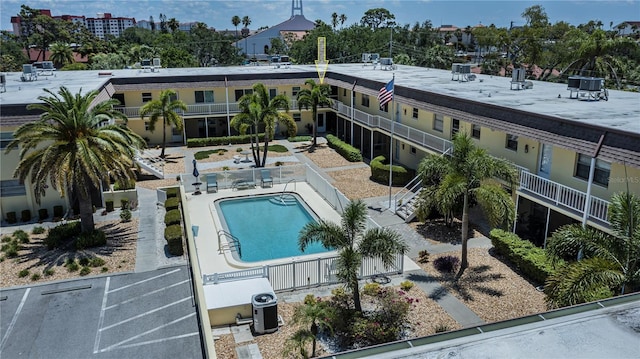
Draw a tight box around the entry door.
[316,113,326,133]
[538,144,553,179]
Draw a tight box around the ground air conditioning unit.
[252,293,278,334]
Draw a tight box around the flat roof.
[2,64,638,136]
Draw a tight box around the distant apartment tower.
[10,9,136,40]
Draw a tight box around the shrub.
[362,282,381,296]
[120,199,130,210]
[113,179,136,191]
[194,149,227,160]
[120,209,132,222]
[105,200,115,212]
[165,197,180,211]
[433,255,460,273]
[400,280,414,291]
[18,269,29,278]
[43,268,55,276]
[275,161,283,166]
[32,226,45,235]
[79,266,91,276]
[418,249,430,263]
[53,205,64,218]
[164,224,184,256]
[164,209,182,226]
[326,134,363,162]
[288,135,312,142]
[370,155,412,186]
[6,211,17,224]
[165,187,179,198]
[90,257,106,267]
[13,230,30,243]
[186,133,265,147]
[101,267,109,273]
[31,273,41,281]
[20,209,31,222]
[38,208,49,221]
[79,257,90,266]
[60,62,87,71]
[45,222,81,249]
[236,147,243,152]
[434,323,450,333]
[1,236,11,243]
[75,229,107,250]
[66,261,80,272]
[490,229,558,284]
[2,240,19,258]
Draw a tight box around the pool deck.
[186,182,345,275]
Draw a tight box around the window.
[411,146,417,155]
[343,88,347,96]
[171,126,181,136]
[412,108,419,119]
[292,86,300,97]
[0,132,13,149]
[361,94,370,107]
[506,134,518,151]
[144,122,150,131]
[451,119,460,137]
[293,113,301,122]
[575,154,610,187]
[381,103,389,112]
[269,88,277,100]
[0,179,26,197]
[195,90,214,103]
[472,124,481,139]
[142,92,152,102]
[112,93,125,106]
[433,114,443,132]
[234,89,252,101]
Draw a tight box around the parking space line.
[99,313,196,353]
[107,268,181,294]
[93,277,110,354]
[0,288,30,351]
[106,332,200,351]
[104,279,190,310]
[100,297,192,331]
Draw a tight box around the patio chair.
[206,173,218,193]
[261,169,273,188]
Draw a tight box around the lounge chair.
[261,169,273,188]
[206,173,218,193]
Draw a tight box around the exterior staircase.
[395,188,422,222]
[134,151,164,179]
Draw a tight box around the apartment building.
[1,64,639,244]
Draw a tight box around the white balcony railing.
[519,171,610,224]
[115,100,300,119]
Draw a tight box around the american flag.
[378,78,394,108]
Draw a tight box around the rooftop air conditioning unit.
[459,64,471,74]
[452,63,462,73]
[579,77,603,91]
[567,76,582,89]
[252,293,278,334]
[152,58,161,67]
[141,59,151,67]
[512,68,526,83]
[379,58,393,66]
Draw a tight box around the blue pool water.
[217,194,330,262]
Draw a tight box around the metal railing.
[519,171,610,224]
[115,99,299,119]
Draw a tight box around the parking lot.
[0,265,204,359]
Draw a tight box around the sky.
[2,0,639,32]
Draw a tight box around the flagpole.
[388,73,395,211]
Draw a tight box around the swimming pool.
[216,194,330,262]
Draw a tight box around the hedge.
[165,197,180,211]
[187,133,265,147]
[75,230,107,250]
[165,209,182,226]
[164,224,184,256]
[490,229,559,284]
[370,155,412,186]
[45,222,82,249]
[326,134,363,162]
[165,187,179,198]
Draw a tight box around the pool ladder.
[278,179,297,204]
[217,230,242,257]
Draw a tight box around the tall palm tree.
[339,14,347,28]
[544,192,640,308]
[299,199,408,312]
[297,79,331,149]
[140,89,187,158]
[230,83,296,167]
[416,132,517,278]
[167,18,180,33]
[331,12,339,30]
[49,42,73,68]
[6,87,145,233]
[231,15,241,46]
[289,294,333,358]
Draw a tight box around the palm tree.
[231,15,241,45]
[230,83,296,167]
[339,14,347,29]
[331,12,339,30]
[416,132,517,279]
[296,79,332,149]
[299,199,408,312]
[544,192,640,308]
[288,294,333,358]
[140,89,187,158]
[49,42,73,68]
[167,18,180,33]
[6,87,145,233]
